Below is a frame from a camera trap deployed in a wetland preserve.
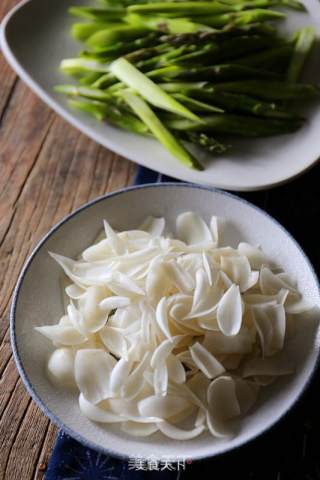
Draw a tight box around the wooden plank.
[0,0,20,118]
[0,2,136,477]
[0,91,135,479]
[5,401,50,480]
[0,354,19,418]
[0,379,31,478]
[34,423,58,480]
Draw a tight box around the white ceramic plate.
[1,0,320,191]
[11,184,320,460]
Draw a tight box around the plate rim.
[10,182,320,461]
[1,0,320,192]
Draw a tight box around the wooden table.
[0,1,136,478]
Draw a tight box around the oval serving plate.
[10,184,320,460]
[1,0,320,191]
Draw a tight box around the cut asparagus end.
[121,90,203,170]
[110,57,203,122]
[287,26,316,82]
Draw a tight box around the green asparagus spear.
[72,23,112,42]
[158,24,277,45]
[69,6,125,21]
[127,2,238,16]
[68,98,149,133]
[235,44,293,68]
[211,80,319,100]
[196,9,286,27]
[86,25,149,48]
[55,85,113,101]
[183,89,299,118]
[121,90,203,169]
[148,63,281,81]
[125,13,214,34]
[172,93,224,112]
[110,57,201,121]
[60,58,110,75]
[182,131,230,153]
[287,27,316,82]
[166,113,302,136]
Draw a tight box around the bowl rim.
[10,182,320,461]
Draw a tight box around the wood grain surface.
[0,2,136,478]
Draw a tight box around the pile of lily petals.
[36,212,312,440]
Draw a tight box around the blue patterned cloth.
[45,166,320,480]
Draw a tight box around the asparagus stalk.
[87,25,149,48]
[196,9,286,27]
[71,23,112,41]
[166,113,302,136]
[68,94,228,156]
[160,81,209,92]
[183,131,230,153]
[125,13,214,34]
[158,24,278,45]
[82,33,161,60]
[127,0,297,16]
[60,58,110,75]
[127,2,240,16]
[110,57,202,121]
[287,27,316,82]
[79,72,105,85]
[55,84,113,101]
[235,44,293,68]
[172,35,281,64]
[69,6,126,21]
[211,80,319,100]
[68,98,149,133]
[184,89,299,118]
[148,63,281,81]
[172,93,224,112]
[121,90,203,169]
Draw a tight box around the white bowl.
[1,0,320,191]
[11,183,320,460]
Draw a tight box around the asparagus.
[86,25,150,48]
[125,13,214,34]
[55,84,113,101]
[121,90,203,169]
[69,98,149,133]
[69,6,126,21]
[234,44,293,68]
[171,35,282,64]
[55,0,318,169]
[182,89,299,118]
[166,113,302,136]
[195,9,286,28]
[68,95,228,156]
[81,33,161,60]
[127,0,299,16]
[183,131,230,153]
[60,58,110,75]
[110,57,201,121]
[158,24,278,45]
[210,80,319,100]
[287,27,316,82]
[127,2,241,15]
[172,93,224,112]
[148,63,281,80]
[72,23,112,42]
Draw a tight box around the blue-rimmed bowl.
[10,183,320,460]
